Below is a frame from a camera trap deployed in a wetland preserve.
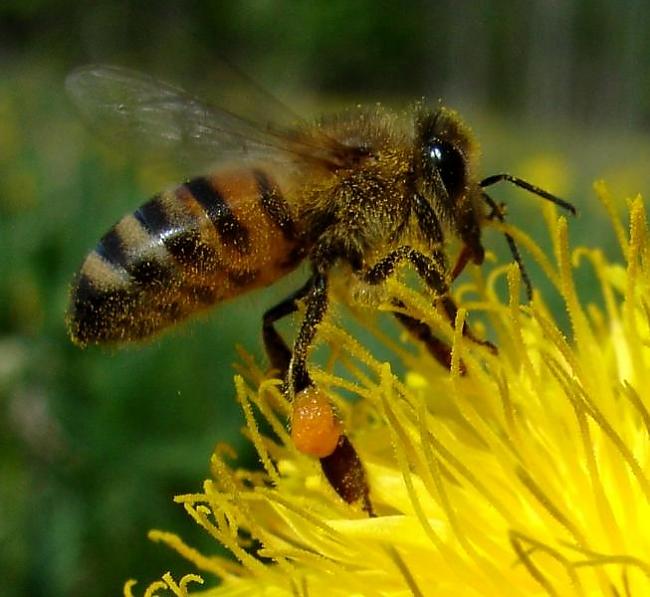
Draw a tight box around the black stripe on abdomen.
[167,230,217,267]
[134,194,169,236]
[185,177,250,253]
[253,169,296,241]
[134,195,217,270]
[95,207,177,287]
[96,228,129,270]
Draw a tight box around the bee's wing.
[66,64,345,176]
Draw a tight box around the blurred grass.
[2,55,650,596]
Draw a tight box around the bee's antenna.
[482,191,533,300]
[480,173,577,216]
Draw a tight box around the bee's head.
[413,106,484,264]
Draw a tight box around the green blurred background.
[3,2,650,595]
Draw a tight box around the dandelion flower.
[127,182,650,596]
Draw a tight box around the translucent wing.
[66,64,345,176]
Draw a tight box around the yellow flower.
[126,182,650,596]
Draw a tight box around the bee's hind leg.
[262,277,314,377]
[263,273,373,515]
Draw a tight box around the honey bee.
[66,65,575,513]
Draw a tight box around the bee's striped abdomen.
[68,169,304,345]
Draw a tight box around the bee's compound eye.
[427,139,465,199]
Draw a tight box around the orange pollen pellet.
[291,385,342,458]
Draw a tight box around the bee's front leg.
[361,246,456,367]
[362,246,495,367]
